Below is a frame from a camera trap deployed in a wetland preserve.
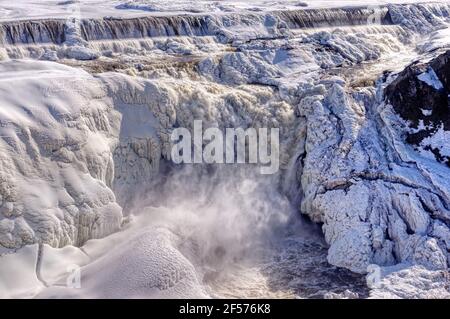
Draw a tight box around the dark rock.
[385,50,450,166]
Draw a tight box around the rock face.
[294,51,450,274]
[386,51,450,166]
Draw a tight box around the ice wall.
[0,6,393,45]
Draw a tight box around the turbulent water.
[1,1,450,299]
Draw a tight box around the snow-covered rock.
[369,264,450,298]
[0,60,123,249]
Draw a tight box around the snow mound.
[36,228,208,298]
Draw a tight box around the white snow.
[418,25,450,53]
[420,125,450,158]
[0,0,448,21]
[37,228,209,299]
[0,60,123,250]
[0,245,42,298]
[418,67,444,90]
[420,108,433,116]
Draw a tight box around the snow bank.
[36,228,208,298]
[0,60,123,249]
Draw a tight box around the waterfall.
[2,4,446,46]
[0,19,66,45]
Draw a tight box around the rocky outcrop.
[386,50,450,166]
[291,53,450,274]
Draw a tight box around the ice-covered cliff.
[1,1,450,298]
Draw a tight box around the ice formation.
[1,1,450,298]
